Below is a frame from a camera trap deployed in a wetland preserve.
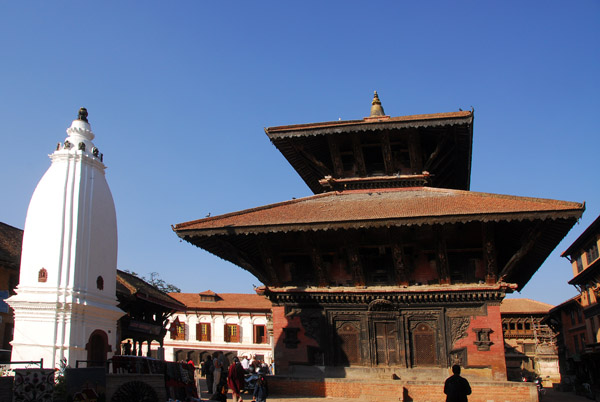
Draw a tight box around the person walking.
[444,365,472,402]
[228,356,246,402]
[252,375,268,402]
[213,352,223,393]
[202,354,215,394]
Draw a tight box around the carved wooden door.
[412,322,437,366]
[375,322,398,365]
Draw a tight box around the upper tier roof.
[265,110,474,193]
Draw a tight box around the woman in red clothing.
[228,356,246,402]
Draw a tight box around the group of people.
[199,352,268,402]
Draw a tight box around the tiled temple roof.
[169,292,271,312]
[501,298,554,314]
[174,187,583,236]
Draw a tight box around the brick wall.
[268,376,538,402]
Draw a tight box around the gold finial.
[370,91,385,117]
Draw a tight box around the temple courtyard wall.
[268,376,539,402]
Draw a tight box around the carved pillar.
[392,243,410,286]
[408,131,423,174]
[351,134,367,176]
[347,246,365,286]
[482,223,498,284]
[257,237,280,287]
[381,131,394,175]
[328,136,344,177]
[305,235,328,287]
[435,227,450,285]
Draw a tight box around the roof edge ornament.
[370,91,385,117]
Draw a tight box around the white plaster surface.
[7,115,124,369]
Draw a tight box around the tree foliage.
[123,270,181,293]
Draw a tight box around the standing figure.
[252,375,268,402]
[213,352,223,392]
[444,365,472,402]
[228,356,246,402]
[202,355,215,394]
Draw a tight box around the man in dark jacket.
[444,365,472,402]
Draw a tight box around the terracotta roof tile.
[174,187,583,234]
[169,292,272,312]
[500,298,554,314]
[116,270,185,310]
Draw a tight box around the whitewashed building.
[162,291,273,365]
[7,109,124,369]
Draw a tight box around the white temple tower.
[7,108,124,368]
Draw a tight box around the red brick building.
[546,214,600,396]
[173,94,583,399]
[500,298,558,384]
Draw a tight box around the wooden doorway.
[374,321,399,365]
[86,330,109,367]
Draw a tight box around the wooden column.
[435,227,450,285]
[346,246,365,286]
[381,131,394,175]
[351,134,367,176]
[392,243,410,286]
[257,237,281,287]
[408,131,423,174]
[482,223,498,284]
[304,234,328,287]
[328,136,344,177]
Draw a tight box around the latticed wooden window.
[338,322,360,365]
[254,325,266,344]
[196,323,211,342]
[585,242,599,265]
[413,323,436,366]
[224,324,239,343]
[170,317,185,340]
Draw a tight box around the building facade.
[500,298,558,385]
[173,93,583,392]
[162,291,273,366]
[551,214,600,393]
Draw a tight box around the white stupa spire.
[8,108,124,369]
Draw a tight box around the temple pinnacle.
[370,91,385,117]
[78,107,89,123]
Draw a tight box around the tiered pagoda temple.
[173,93,583,384]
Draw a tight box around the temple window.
[96,276,104,290]
[196,323,211,342]
[413,323,436,366]
[576,255,584,273]
[254,324,267,344]
[170,317,185,340]
[224,324,239,343]
[585,242,599,265]
[283,327,300,349]
[38,268,48,283]
[360,247,393,285]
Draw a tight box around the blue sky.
[1,1,598,306]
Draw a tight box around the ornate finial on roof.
[370,91,385,117]
[77,107,88,122]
